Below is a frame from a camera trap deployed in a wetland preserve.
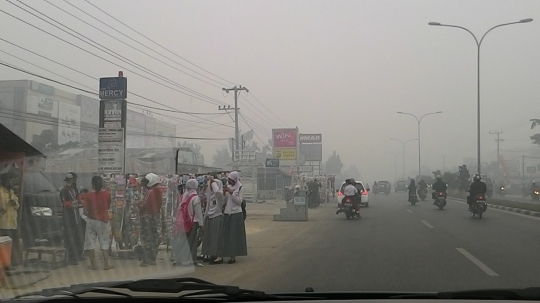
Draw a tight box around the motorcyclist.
[531,182,539,195]
[432,175,447,203]
[467,174,487,210]
[307,179,321,208]
[408,179,417,203]
[341,179,360,218]
[373,181,378,193]
[417,179,427,196]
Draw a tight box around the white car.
[337,180,370,207]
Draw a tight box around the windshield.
[0,0,539,300]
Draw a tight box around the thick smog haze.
[1,0,539,181]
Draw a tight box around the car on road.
[395,180,407,193]
[374,181,391,195]
[337,180,370,207]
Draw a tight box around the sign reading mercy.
[272,128,297,147]
[99,77,127,100]
[299,133,322,144]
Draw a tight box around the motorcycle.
[470,194,487,219]
[532,189,540,201]
[418,188,427,201]
[498,186,506,198]
[336,196,359,220]
[408,191,418,206]
[434,191,446,210]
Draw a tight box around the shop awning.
[0,123,45,158]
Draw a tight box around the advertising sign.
[299,133,322,144]
[98,128,125,173]
[79,95,100,125]
[265,158,280,168]
[299,144,323,161]
[272,128,297,147]
[99,77,127,100]
[81,130,98,145]
[274,147,296,160]
[58,103,81,145]
[26,95,58,118]
[100,99,126,128]
[298,165,313,172]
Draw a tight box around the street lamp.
[385,150,400,182]
[429,18,532,175]
[390,138,418,179]
[396,111,442,178]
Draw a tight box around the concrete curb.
[448,197,540,218]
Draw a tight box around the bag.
[172,193,197,235]
[239,186,247,221]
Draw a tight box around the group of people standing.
[171,171,247,267]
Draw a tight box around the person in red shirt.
[138,173,163,267]
[82,176,114,270]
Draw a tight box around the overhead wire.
[84,0,237,87]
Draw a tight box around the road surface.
[195,193,540,294]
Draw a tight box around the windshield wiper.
[16,277,278,300]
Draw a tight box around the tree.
[212,147,231,167]
[458,165,470,191]
[31,129,57,151]
[342,165,360,179]
[442,171,460,189]
[324,151,343,175]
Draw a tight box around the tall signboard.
[98,75,127,174]
[299,133,322,175]
[272,128,298,167]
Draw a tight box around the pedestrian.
[138,173,162,267]
[82,176,114,270]
[60,173,84,265]
[202,175,223,264]
[69,172,86,260]
[217,171,247,264]
[171,179,204,266]
[0,173,19,262]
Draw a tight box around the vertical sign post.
[98,72,127,174]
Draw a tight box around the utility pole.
[489,131,504,163]
[220,85,249,159]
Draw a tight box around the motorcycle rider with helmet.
[408,179,417,203]
[467,174,487,210]
[530,181,539,196]
[432,175,447,204]
[341,179,361,218]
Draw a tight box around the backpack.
[172,193,197,235]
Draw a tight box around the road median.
[448,190,540,216]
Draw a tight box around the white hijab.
[227,171,242,192]
[181,179,199,203]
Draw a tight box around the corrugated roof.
[0,123,45,157]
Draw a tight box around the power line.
[45,0,225,89]
[11,0,226,105]
[247,92,290,126]
[239,113,267,147]
[0,3,227,107]
[84,0,237,87]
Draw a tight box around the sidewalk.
[1,199,310,298]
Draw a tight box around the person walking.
[60,173,84,265]
[202,175,223,264]
[217,171,247,264]
[138,173,163,267]
[82,176,114,270]
[171,179,204,266]
[69,172,86,260]
[0,173,19,262]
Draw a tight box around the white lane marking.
[448,199,540,221]
[406,209,413,213]
[421,220,434,228]
[456,248,499,277]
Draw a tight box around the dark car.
[374,181,391,195]
[20,171,64,248]
[395,181,407,193]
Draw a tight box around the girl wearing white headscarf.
[216,171,247,264]
[201,175,223,264]
[171,179,204,266]
[138,173,162,267]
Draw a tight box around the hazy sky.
[1,0,540,180]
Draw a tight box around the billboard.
[26,94,58,118]
[299,133,322,144]
[274,147,296,161]
[100,99,126,128]
[79,95,100,125]
[58,103,81,145]
[299,144,322,161]
[272,128,297,147]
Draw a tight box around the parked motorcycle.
[470,194,487,219]
[336,196,358,220]
[418,188,427,201]
[434,191,446,210]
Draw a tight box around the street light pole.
[390,138,418,179]
[397,111,442,178]
[429,18,532,175]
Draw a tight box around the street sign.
[99,77,127,100]
[234,149,256,162]
[265,158,279,168]
[298,165,313,172]
[299,133,322,143]
[527,166,537,174]
[98,128,125,173]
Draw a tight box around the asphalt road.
[210,193,540,294]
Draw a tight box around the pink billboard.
[272,128,297,147]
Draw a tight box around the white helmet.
[473,174,481,181]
